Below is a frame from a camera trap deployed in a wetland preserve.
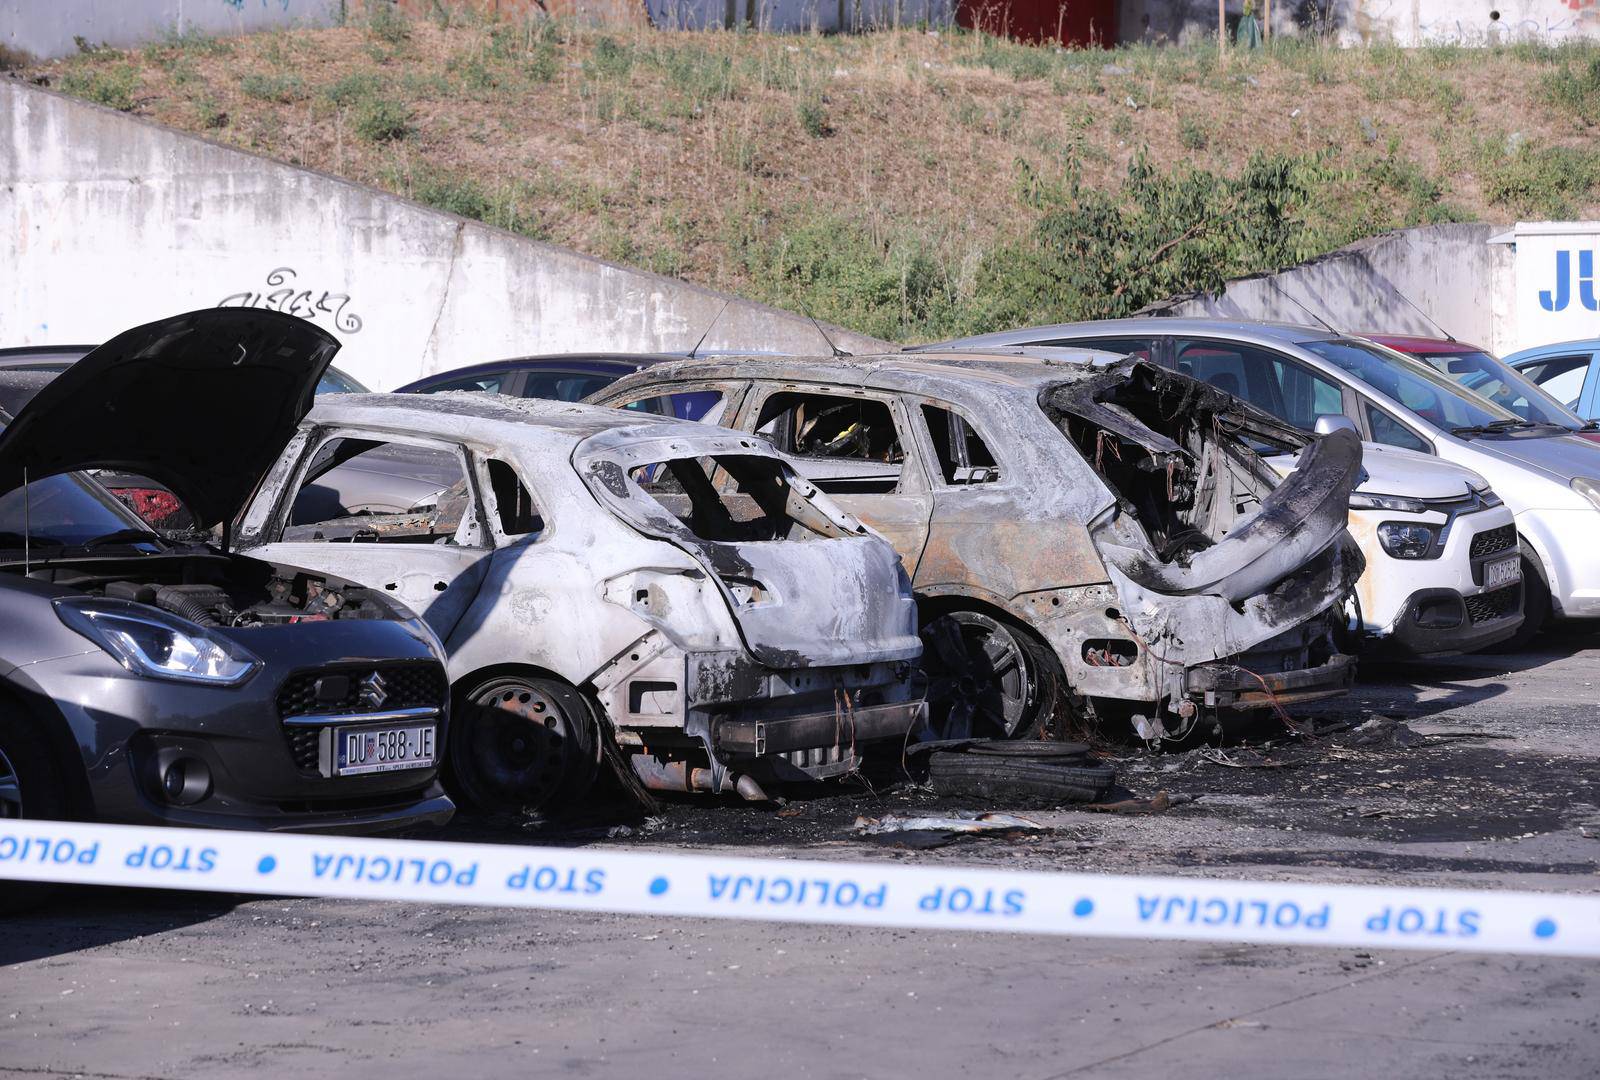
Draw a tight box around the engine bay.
[15,551,401,627]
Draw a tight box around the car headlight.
[1376,522,1438,559]
[53,598,261,685]
[1350,492,1426,513]
[1572,477,1600,512]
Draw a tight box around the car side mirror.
[1314,414,1359,437]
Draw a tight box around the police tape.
[1,818,1596,957]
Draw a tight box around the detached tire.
[926,749,1115,807]
[0,701,73,913]
[1491,543,1551,653]
[446,675,600,815]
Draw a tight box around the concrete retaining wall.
[1145,223,1516,353]
[1119,0,1600,46]
[0,80,885,391]
[1,0,342,63]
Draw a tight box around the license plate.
[1484,556,1521,589]
[334,724,436,776]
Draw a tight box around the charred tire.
[446,675,600,815]
[1491,543,1550,653]
[919,611,1062,741]
[0,703,73,912]
[925,752,1115,807]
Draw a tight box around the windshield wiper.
[1450,419,1540,436]
[80,528,164,550]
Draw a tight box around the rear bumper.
[1185,652,1356,710]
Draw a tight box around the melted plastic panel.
[1042,362,1309,566]
[626,454,839,543]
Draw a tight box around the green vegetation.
[31,24,1600,341]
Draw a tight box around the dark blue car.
[394,353,723,421]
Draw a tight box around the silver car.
[921,319,1600,644]
[235,393,925,810]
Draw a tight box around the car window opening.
[486,458,543,537]
[627,454,850,543]
[922,404,1000,484]
[284,437,471,545]
[754,392,905,495]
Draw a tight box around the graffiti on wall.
[220,1,297,10]
[217,267,364,334]
[1414,0,1600,44]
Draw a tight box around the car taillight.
[110,487,185,528]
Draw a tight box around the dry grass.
[23,15,1600,340]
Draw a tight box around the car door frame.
[730,379,935,578]
[242,425,497,643]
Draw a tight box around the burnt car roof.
[307,389,707,451]
[911,318,1343,352]
[597,348,1128,403]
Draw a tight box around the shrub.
[58,63,140,111]
[1541,55,1600,126]
[239,71,306,103]
[353,95,414,141]
[364,0,411,45]
[323,70,383,107]
[797,98,829,137]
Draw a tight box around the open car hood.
[0,309,339,529]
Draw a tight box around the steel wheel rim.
[0,746,22,819]
[921,615,1032,740]
[460,681,575,810]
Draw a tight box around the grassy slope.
[18,9,1600,343]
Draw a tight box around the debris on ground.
[1080,791,1195,815]
[1198,747,1297,769]
[1345,716,1428,749]
[853,812,1049,849]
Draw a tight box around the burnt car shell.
[591,350,1365,741]
[0,309,453,832]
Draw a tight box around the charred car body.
[234,391,924,810]
[0,310,453,832]
[592,351,1366,743]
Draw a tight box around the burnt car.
[0,310,453,833]
[232,392,925,810]
[590,350,1366,743]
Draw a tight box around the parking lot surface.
[5,629,1599,1079]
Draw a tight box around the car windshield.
[1405,349,1583,430]
[317,367,369,395]
[1302,339,1536,434]
[0,470,154,551]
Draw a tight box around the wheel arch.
[0,678,96,819]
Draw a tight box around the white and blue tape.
[1,819,1595,957]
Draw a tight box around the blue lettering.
[1542,249,1571,312]
[1581,250,1598,312]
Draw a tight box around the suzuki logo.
[358,671,389,710]
[1539,249,1599,312]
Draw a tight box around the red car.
[1366,335,1600,445]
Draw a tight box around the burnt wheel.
[447,675,599,814]
[919,611,1061,741]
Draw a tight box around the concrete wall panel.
[0,81,884,390]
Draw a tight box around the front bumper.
[1186,652,1356,710]
[16,618,453,834]
[1374,586,1522,658]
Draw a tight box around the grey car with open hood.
[592,350,1365,744]
[0,309,454,834]
[233,391,925,810]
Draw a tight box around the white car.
[236,392,925,812]
[1274,441,1521,656]
[920,320,1600,647]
